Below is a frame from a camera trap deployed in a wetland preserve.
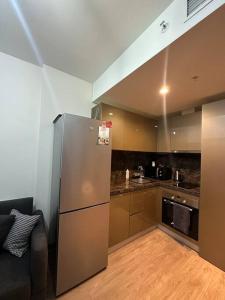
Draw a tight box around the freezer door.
[56,203,109,296]
[60,114,111,213]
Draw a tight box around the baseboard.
[108,225,157,254]
[158,224,199,252]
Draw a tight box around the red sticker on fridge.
[106,121,112,128]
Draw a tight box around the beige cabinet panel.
[123,110,157,152]
[101,105,125,150]
[155,188,163,223]
[129,188,157,236]
[157,120,171,152]
[94,103,157,151]
[109,193,130,247]
[157,111,202,152]
[129,213,146,236]
[130,190,146,215]
[200,100,225,271]
[143,188,157,228]
[170,111,202,151]
[139,117,158,152]
[123,112,139,151]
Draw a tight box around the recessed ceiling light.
[159,85,169,95]
[108,112,114,116]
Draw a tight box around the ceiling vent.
[187,0,214,18]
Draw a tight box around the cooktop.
[173,182,199,189]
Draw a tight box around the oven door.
[162,197,199,241]
[162,198,174,227]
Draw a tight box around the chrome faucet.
[138,165,145,178]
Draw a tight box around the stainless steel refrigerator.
[51,113,112,296]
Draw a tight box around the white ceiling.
[101,5,225,117]
[0,0,173,82]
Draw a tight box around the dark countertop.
[110,179,200,198]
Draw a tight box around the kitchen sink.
[131,177,153,184]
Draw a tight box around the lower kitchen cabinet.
[109,188,157,247]
[109,193,130,247]
[129,189,157,236]
[143,188,157,228]
[130,190,146,214]
[130,212,147,236]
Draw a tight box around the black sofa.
[0,197,48,300]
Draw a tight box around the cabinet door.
[122,112,139,151]
[142,188,157,228]
[123,111,157,152]
[129,189,157,236]
[130,190,146,215]
[170,112,202,152]
[140,118,157,152]
[109,193,130,247]
[157,111,202,152]
[102,104,125,150]
[170,127,188,151]
[101,103,157,151]
[157,120,171,152]
[130,213,146,236]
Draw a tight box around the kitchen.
[89,3,225,257]
[50,4,225,299]
[93,103,201,252]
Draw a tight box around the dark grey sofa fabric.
[0,197,33,215]
[0,198,48,300]
[0,215,15,248]
[30,210,48,300]
[0,250,31,300]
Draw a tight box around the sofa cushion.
[3,209,40,257]
[0,250,31,300]
[0,215,15,249]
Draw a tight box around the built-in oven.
[162,192,199,241]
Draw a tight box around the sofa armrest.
[30,210,48,300]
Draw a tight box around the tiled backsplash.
[111,150,201,185]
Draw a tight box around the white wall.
[35,65,93,225]
[0,54,93,227]
[93,0,225,101]
[0,52,42,201]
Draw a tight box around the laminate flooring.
[56,229,225,300]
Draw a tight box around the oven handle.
[163,198,193,212]
[163,198,174,205]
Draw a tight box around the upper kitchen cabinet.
[92,103,157,152]
[100,104,125,150]
[157,121,171,153]
[170,111,202,152]
[157,110,202,152]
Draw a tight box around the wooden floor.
[57,229,225,300]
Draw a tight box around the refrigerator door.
[56,203,109,296]
[60,114,111,213]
